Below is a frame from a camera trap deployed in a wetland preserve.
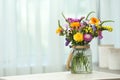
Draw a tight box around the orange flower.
[89,17,100,24]
[70,22,80,28]
[56,27,62,34]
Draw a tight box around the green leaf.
[58,20,61,27]
[61,12,66,20]
[85,11,95,20]
[100,20,114,26]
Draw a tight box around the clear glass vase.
[71,45,92,74]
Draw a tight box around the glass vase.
[71,45,92,74]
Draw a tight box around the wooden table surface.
[0,71,120,80]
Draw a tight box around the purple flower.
[84,34,93,42]
[98,36,103,39]
[98,31,103,39]
[65,38,70,46]
[67,18,74,23]
[67,18,80,23]
[64,24,69,30]
[73,19,80,22]
[91,25,96,31]
[80,22,87,27]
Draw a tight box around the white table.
[0,71,120,80]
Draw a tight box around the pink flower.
[84,34,93,42]
[98,31,103,39]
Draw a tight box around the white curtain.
[100,0,120,48]
[0,0,97,76]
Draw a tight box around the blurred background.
[0,0,119,76]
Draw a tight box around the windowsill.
[93,63,120,74]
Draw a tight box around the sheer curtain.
[0,0,97,76]
[100,0,120,48]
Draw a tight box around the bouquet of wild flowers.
[56,11,113,47]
